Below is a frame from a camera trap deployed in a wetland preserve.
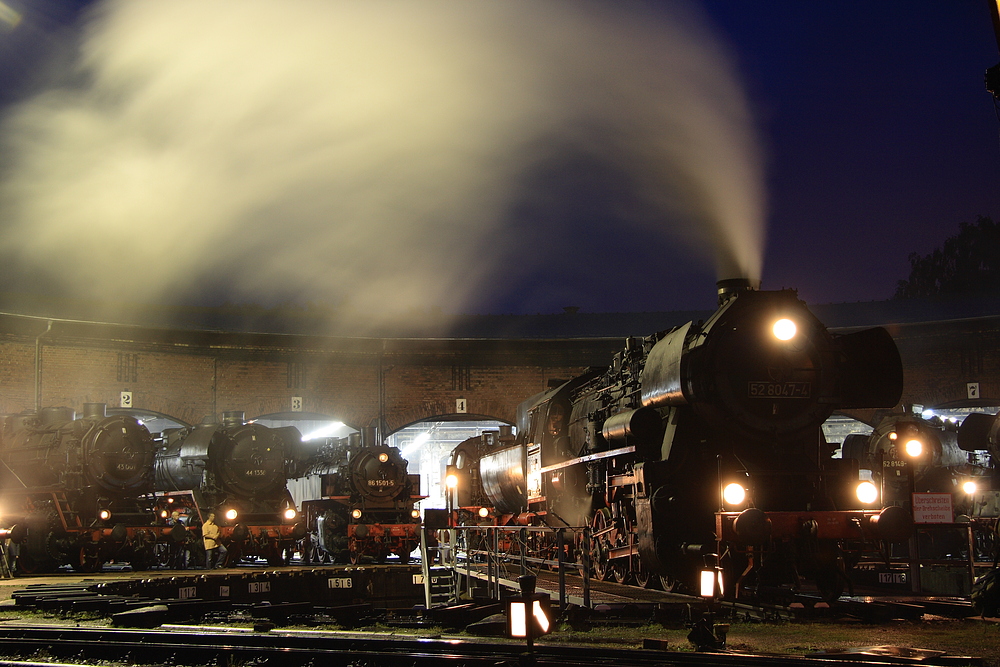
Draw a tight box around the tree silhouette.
[894,216,1000,298]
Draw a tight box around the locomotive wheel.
[77,543,102,573]
[634,566,653,589]
[590,509,613,581]
[612,561,629,585]
[659,574,682,593]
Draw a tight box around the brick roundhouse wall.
[2,314,1000,431]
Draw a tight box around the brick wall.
[1,314,998,430]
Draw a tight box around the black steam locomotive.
[448,280,908,599]
[301,429,422,564]
[154,411,307,566]
[841,412,1000,568]
[0,403,158,573]
[843,413,998,515]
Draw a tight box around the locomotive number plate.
[328,577,353,589]
[748,381,811,398]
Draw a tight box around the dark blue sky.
[699,1,999,307]
[0,1,998,321]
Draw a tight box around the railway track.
[0,624,982,667]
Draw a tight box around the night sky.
[0,1,997,328]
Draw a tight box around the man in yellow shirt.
[202,512,228,568]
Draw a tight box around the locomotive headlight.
[772,318,797,341]
[224,508,239,521]
[722,483,747,506]
[378,452,389,463]
[856,481,879,504]
[411,509,421,519]
[963,481,978,495]
[283,508,298,521]
[445,466,459,490]
[99,509,112,521]
[351,509,363,520]
[160,510,169,519]
[904,439,923,458]
[478,507,490,518]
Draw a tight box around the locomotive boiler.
[301,429,422,564]
[449,280,908,599]
[0,403,158,573]
[154,410,307,565]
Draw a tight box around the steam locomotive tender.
[302,430,422,564]
[154,411,307,566]
[450,280,908,599]
[0,403,157,573]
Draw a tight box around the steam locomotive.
[0,403,159,573]
[842,413,999,516]
[841,412,1000,567]
[448,280,908,600]
[153,411,308,566]
[301,429,422,564]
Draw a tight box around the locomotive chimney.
[361,426,378,447]
[39,406,76,426]
[222,411,246,427]
[716,278,760,306]
[82,403,107,418]
[499,424,515,443]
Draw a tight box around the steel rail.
[0,625,973,667]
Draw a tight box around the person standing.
[202,512,227,569]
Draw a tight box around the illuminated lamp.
[352,509,363,520]
[700,568,724,598]
[478,507,490,518]
[99,509,112,521]
[411,509,420,519]
[445,465,459,490]
[904,439,923,458]
[722,483,746,506]
[507,574,551,646]
[283,508,297,521]
[856,481,878,504]
[772,318,796,341]
[963,481,978,495]
[378,453,389,463]
[160,510,169,519]
[224,508,238,521]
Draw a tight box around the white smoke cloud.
[0,0,764,331]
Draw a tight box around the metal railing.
[420,523,593,610]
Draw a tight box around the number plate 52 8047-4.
[748,382,811,398]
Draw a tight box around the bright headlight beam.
[772,319,796,341]
[856,481,878,504]
[904,439,923,458]
[723,483,746,505]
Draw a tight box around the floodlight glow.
[963,481,978,495]
[300,421,346,441]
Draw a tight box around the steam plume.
[0,0,765,331]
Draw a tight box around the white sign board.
[912,492,953,524]
[120,391,132,408]
[291,396,303,412]
[968,382,980,400]
[456,398,467,414]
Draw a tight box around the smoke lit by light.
[0,0,765,331]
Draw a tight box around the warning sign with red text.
[911,492,953,524]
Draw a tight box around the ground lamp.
[507,574,551,651]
